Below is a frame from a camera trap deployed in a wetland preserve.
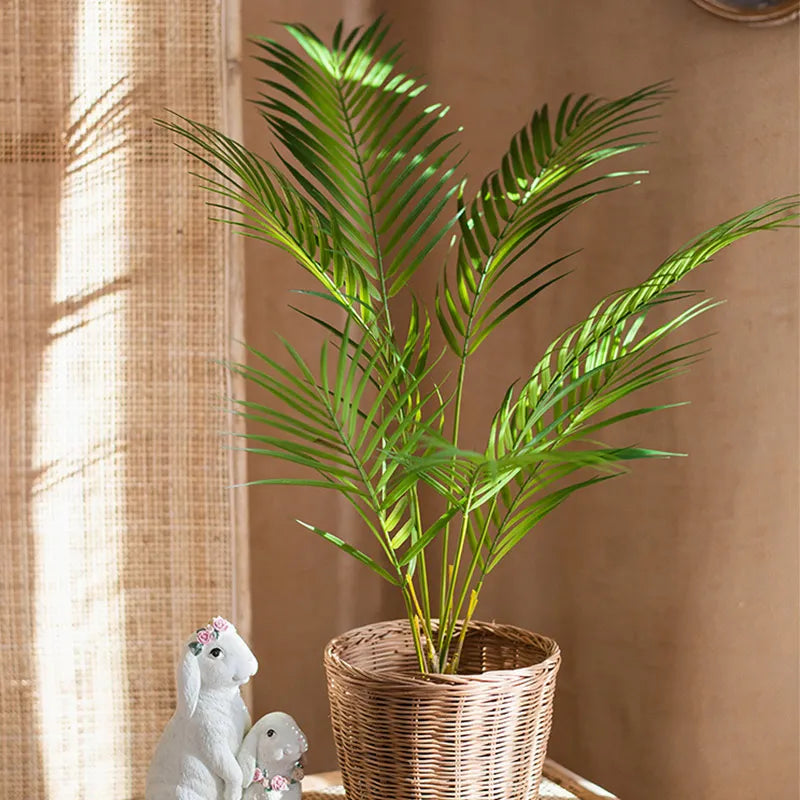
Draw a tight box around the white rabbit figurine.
[237,712,308,800]
[145,616,259,800]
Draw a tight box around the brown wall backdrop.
[241,2,799,798]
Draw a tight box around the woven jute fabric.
[0,1,239,797]
[324,620,561,800]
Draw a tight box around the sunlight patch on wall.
[32,0,133,795]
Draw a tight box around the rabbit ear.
[237,721,262,787]
[177,648,201,717]
[298,727,308,754]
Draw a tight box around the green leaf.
[297,520,400,584]
[487,474,619,572]
[398,508,459,566]
[389,517,416,549]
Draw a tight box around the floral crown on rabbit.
[187,616,231,656]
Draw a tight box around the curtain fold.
[0,1,243,796]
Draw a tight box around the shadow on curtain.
[1,1,239,796]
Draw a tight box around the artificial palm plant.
[161,19,797,676]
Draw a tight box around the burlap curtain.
[0,1,244,797]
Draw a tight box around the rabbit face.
[178,618,258,717]
[238,712,308,787]
[257,714,307,765]
[196,628,258,689]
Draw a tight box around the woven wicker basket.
[324,619,561,800]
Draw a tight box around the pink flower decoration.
[212,616,229,632]
[252,768,263,783]
[196,628,213,645]
[271,775,290,791]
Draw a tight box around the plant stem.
[448,510,502,673]
[406,574,436,671]
[401,585,427,673]
[449,496,497,632]
[411,488,432,623]
[439,486,474,671]
[449,587,480,673]
[439,177,543,636]
[439,357,467,649]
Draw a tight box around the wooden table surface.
[302,760,619,800]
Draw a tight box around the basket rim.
[324,618,561,686]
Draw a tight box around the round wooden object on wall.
[691,0,800,25]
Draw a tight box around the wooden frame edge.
[220,0,251,663]
[690,0,800,25]
[301,762,620,800]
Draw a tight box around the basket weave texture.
[324,619,561,800]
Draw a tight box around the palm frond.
[156,112,378,327]
[228,313,451,580]
[252,18,463,327]
[468,196,799,570]
[436,83,673,364]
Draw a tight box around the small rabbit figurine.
[145,617,259,800]
[237,712,308,800]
